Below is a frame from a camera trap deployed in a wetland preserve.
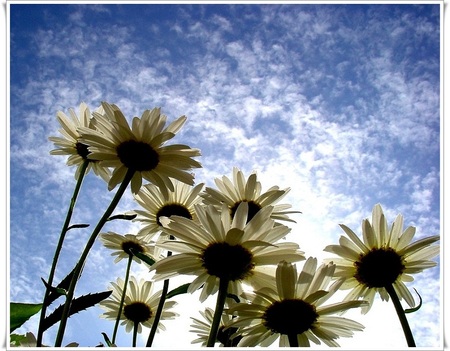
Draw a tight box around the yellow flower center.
[354,247,405,288]
[75,142,90,159]
[121,240,145,256]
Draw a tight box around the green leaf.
[10,303,42,333]
[129,249,155,266]
[227,293,240,303]
[43,266,79,307]
[405,288,423,314]
[41,290,112,332]
[101,332,116,347]
[107,213,137,221]
[67,223,90,231]
[166,283,191,299]
[10,333,27,346]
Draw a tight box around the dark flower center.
[217,325,242,347]
[75,142,90,159]
[263,299,318,335]
[354,247,405,288]
[156,203,193,226]
[202,242,254,281]
[121,240,145,256]
[116,140,159,171]
[123,301,152,324]
[230,200,262,223]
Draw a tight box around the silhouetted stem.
[54,169,135,347]
[385,284,416,347]
[36,160,89,347]
[207,278,229,347]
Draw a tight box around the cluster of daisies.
[45,102,439,348]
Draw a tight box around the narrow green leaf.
[10,303,42,333]
[41,291,112,332]
[67,223,90,231]
[107,213,137,221]
[129,249,156,266]
[166,283,191,299]
[227,293,240,303]
[101,332,116,347]
[405,288,423,314]
[44,266,79,307]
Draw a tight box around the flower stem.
[54,169,135,347]
[288,333,299,347]
[36,159,89,347]
[112,254,133,344]
[385,284,416,347]
[207,278,230,347]
[132,321,139,347]
[146,237,173,347]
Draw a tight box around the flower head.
[190,307,242,347]
[151,202,305,302]
[133,180,204,242]
[201,167,300,223]
[78,102,201,194]
[324,204,440,313]
[100,231,163,264]
[227,258,367,347]
[100,276,178,334]
[48,102,110,182]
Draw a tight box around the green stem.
[36,159,89,347]
[132,321,139,347]
[146,237,173,347]
[112,254,133,344]
[385,284,416,347]
[288,333,299,347]
[207,278,229,347]
[54,169,135,347]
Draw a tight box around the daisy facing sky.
[323,203,440,313]
[78,102,202,194]
[227,258,368,347]
[100,276,178,346]
[151,202,305,302]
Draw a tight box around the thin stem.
[288,333,299,347]
[112,255,133,344]
[36,159,89,347]
[207,278,230,347]
[146,236,173,347]
[132,321,139,347]
[385,284,416,347]
[54,169,135,347]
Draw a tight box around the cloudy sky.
[8,2,442,349]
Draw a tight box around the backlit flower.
[227,258,367,347]
[78,102,201,194]
[100,232,163,264]
[324,204,440,313]
[190,307,242,347]
[201,167,299,223]
[150,202,305,302]
[100,276,178,334]
[133,180,204,242]
[48,102,110,182]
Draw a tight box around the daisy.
[100,231,164,264]
[133,180,204,242]
[227,258,367,347]
[201,167,300,223]
[190,307,242,347]
[48,102,110,182]
[323,203,440,313]
[151,202,305,302]
[100,276,178,346]
[78,102,201,194]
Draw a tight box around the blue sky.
[8,2,442,349]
